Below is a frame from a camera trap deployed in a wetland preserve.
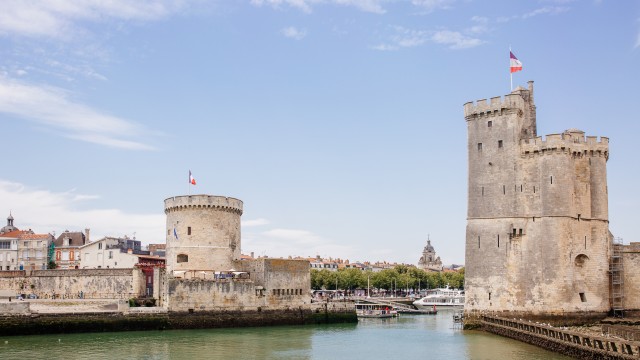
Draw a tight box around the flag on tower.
[189,170,196,185]
[510,51,523,73]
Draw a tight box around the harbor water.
[1,309,571,359]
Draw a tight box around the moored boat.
[412,285,464,309]
[355,302,398,318]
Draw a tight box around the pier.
[481,315,640,359]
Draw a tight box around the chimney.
[85,228,90,244]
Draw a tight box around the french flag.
[189,170,196,185]
[510,51,523,73]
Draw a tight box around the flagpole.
[188,170,190,196]
[509,45,513,91]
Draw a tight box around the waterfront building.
[79,236,150,269]
[0,214,21,270]
[0,214,53,271]
[53,229,88,269]
[17,232,54,271]
[464,82,611,317]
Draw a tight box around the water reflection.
[0,311,571,360]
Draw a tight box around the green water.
[0,310,570,359]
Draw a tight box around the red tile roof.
[18,233,53,240]
[0,230,31,238]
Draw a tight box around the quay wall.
[0,269,143,299]
[165,258,311,312]
[480,315,639,360]
[0,305,357,336]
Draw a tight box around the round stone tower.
[164,195,243,275]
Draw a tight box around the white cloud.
[372,25,483,51]
[251,0,386,14]
[251,0,314,13]
[522,6,569,19]
[498,6,570,22]
[467,16,489,35]
[431,30,484,49]
[411,0,455,13]
[0,0,185,39]
[281,26,307,40]
[0,76,154,150]
[242,218,270,227]
[333,0,385,14]
[0,180,164,243]
[370,43,398,51]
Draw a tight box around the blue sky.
[0,0,638,265]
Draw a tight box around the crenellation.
[520,132,609,159]
[464,91,533,121]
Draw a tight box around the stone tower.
[464,81,611,318]
[164,195,243,274]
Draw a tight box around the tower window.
[579,293,586,302]
[481,187,484,196]
[497,234,500,248]
[478,236,480,249]
[478,143,483,151]
[550,176,553,184]
[533,186,536,193]
[488,121,492,128]
[498,140,503,148]
[188,227,192,235]
[177,254,189,263]
[519,229,523,236]
[503,185,506,194]
[520,185,523,192]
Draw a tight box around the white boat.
[355,302,398,318]
[412,286,465,308]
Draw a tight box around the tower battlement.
[520,131,609,159]
[464,82,535,121]
[164,195,243,215]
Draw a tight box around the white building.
[79,236,147,269]
[0,214,53,271]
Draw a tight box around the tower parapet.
[464,93,528,120]
[164,195,243,215]
[521,131,609,159]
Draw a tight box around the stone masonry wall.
[0,268,143,299]
[166,258,311,312]
[622,242,640,311]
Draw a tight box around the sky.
[0,0,638,266]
